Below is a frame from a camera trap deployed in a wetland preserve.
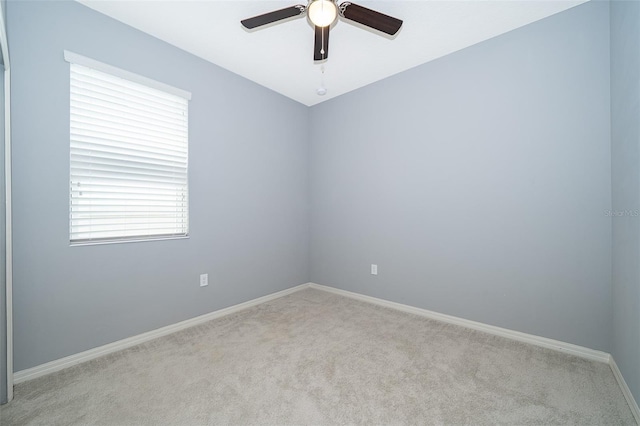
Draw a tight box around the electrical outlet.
[371,264,378,275]
[200,273,208,287]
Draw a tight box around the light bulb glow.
[308,0,337,27]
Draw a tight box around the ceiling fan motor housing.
[307,0,338,28]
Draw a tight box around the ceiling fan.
[241,0,403,61]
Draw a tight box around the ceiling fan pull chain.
[317,65,327,96]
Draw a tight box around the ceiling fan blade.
[341,2,402,36]
[241,5,305,30]
[314,25,330,61]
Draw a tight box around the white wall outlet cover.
[199,273,208,287]
[371,264,378,275]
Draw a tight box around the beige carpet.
[0,288,636,425]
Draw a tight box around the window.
[66,52,190,244]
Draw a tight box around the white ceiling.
[77,0,588,106]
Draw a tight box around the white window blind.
[69,58,189,244]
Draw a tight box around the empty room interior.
[1,0,639,424]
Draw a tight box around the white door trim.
[0,0,12,402]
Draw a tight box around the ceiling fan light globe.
[308,0,337,27]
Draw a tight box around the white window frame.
[65,51,191,245]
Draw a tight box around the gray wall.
[611,0,640,405]
[7,0,634,397]
[8,0,309,371]
[310,1,612,351]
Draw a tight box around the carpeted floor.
[0,288,636,425]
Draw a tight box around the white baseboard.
[15,280,638,424]
[14,283,311,384]
[310,287,640,422]
[610,357,640,425]
[308,283,611,363]
[309,282,640,422]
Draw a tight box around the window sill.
[70,235,189,247]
